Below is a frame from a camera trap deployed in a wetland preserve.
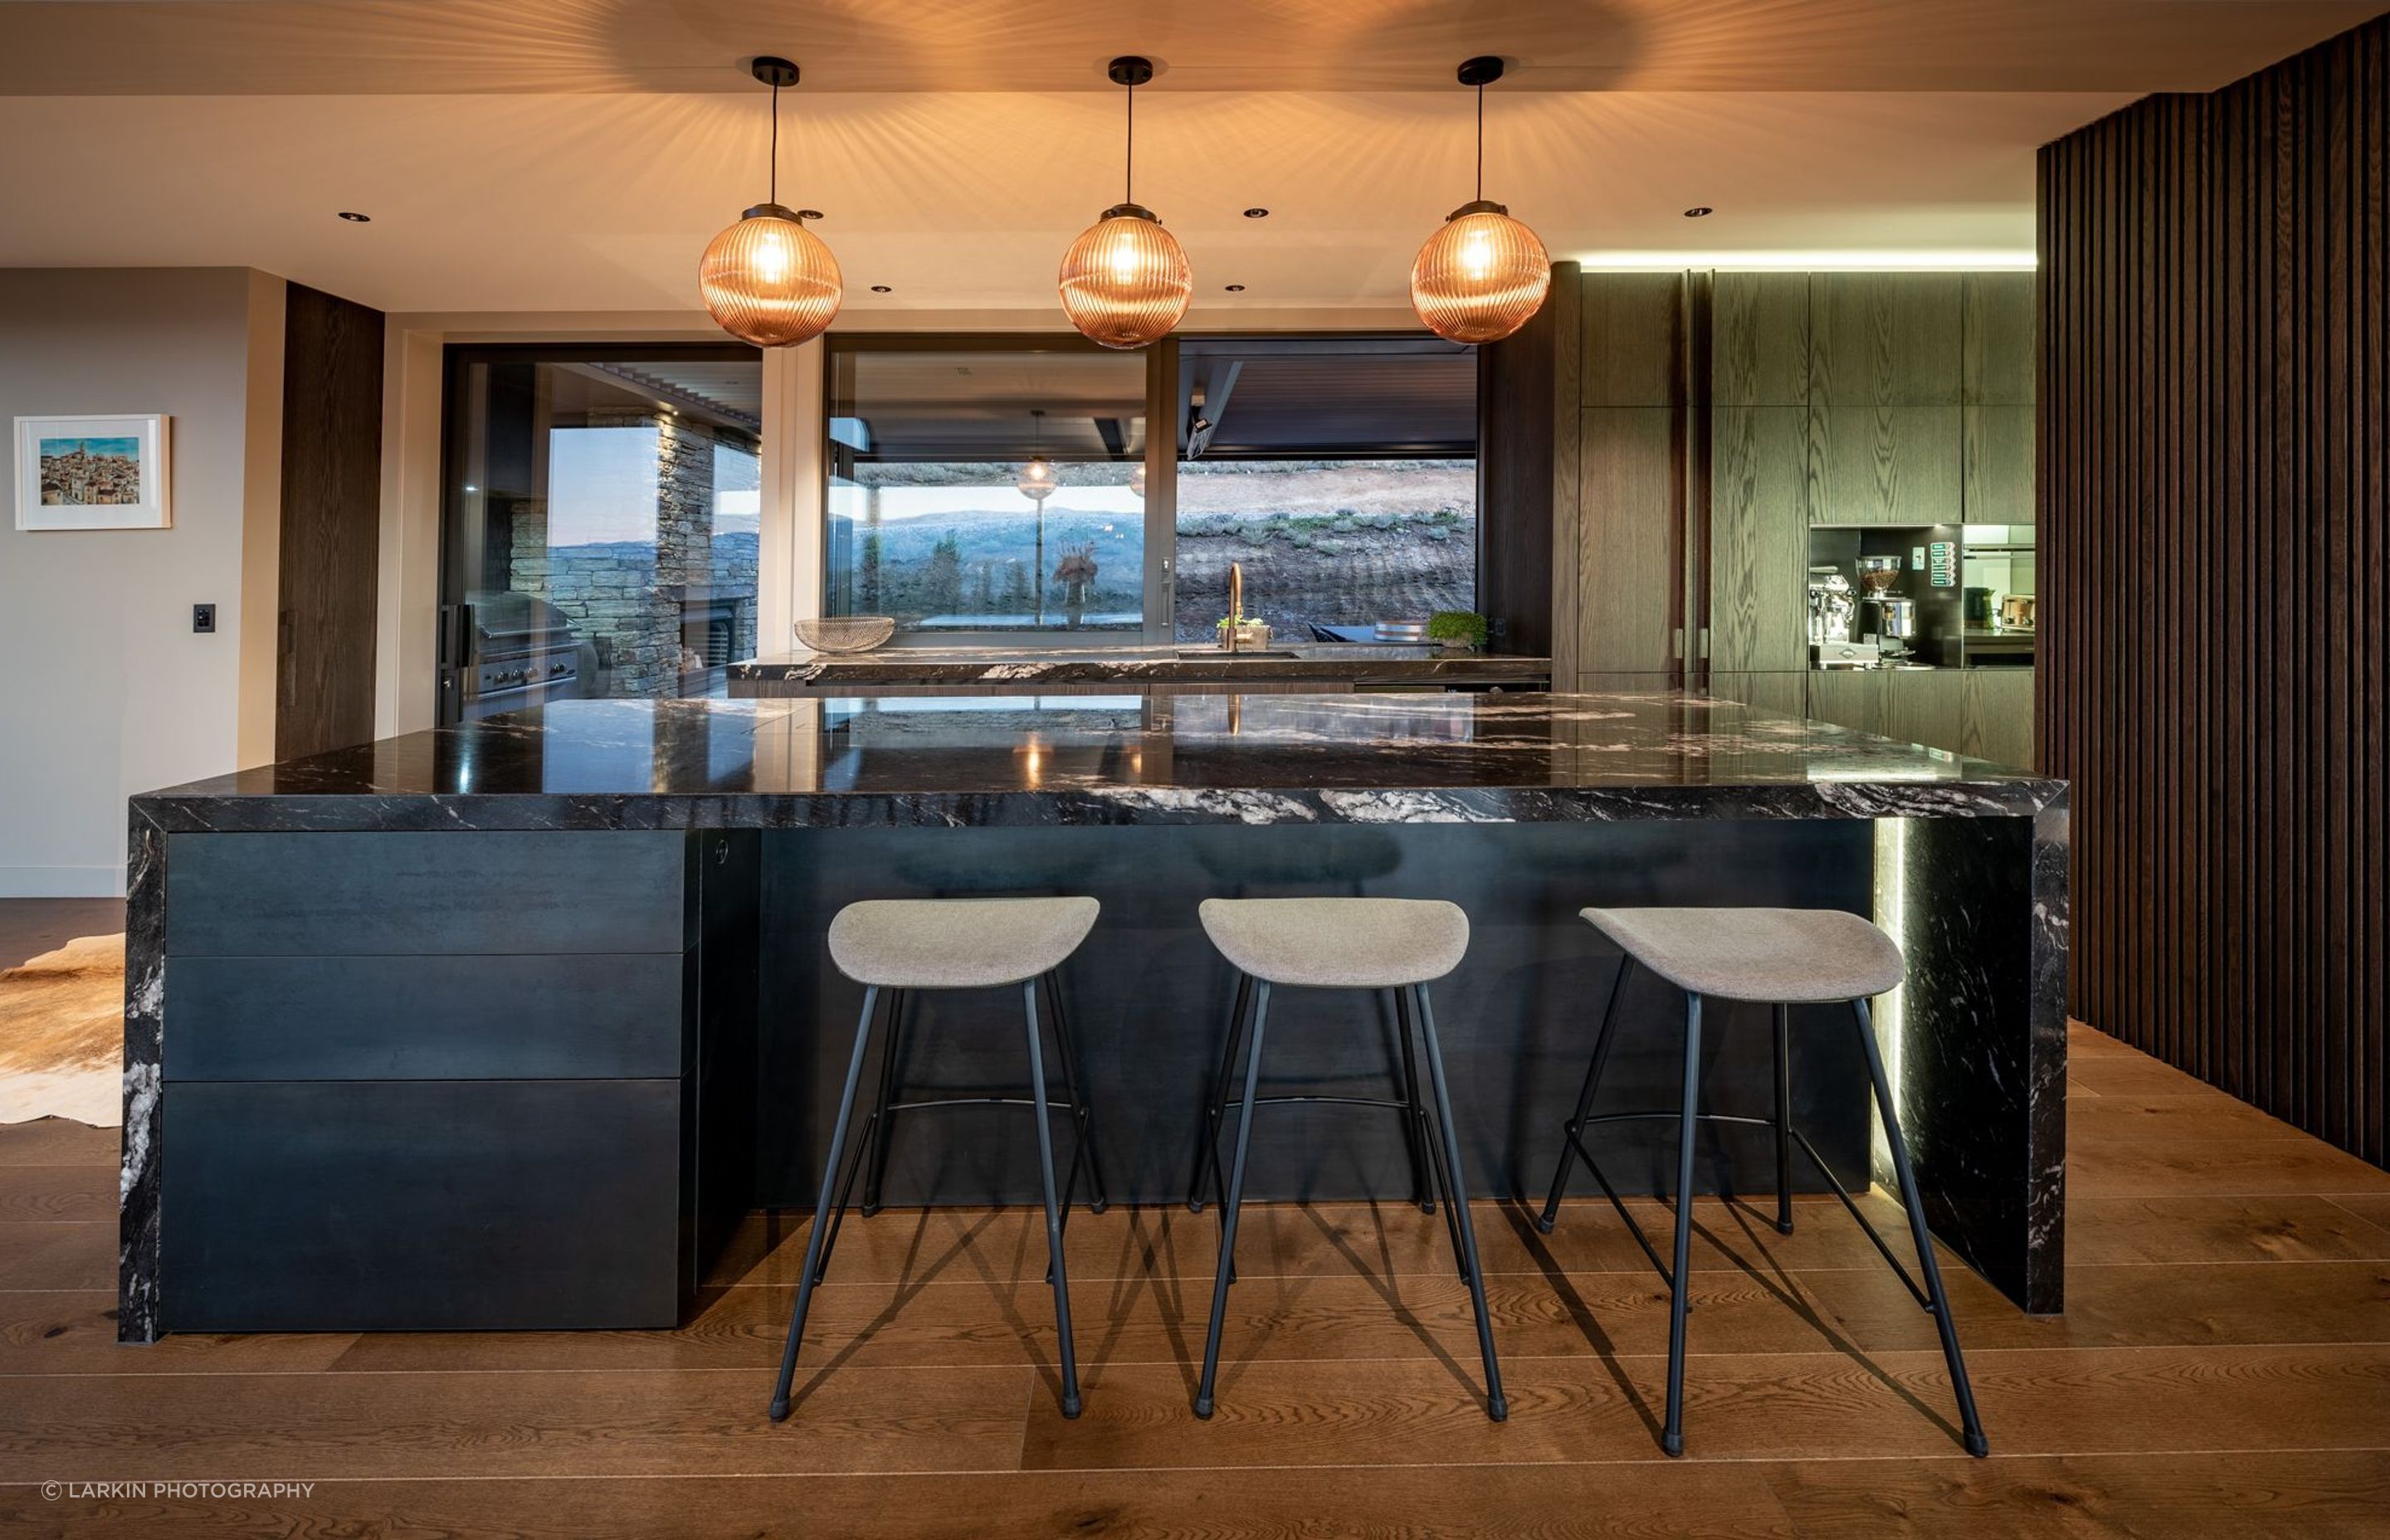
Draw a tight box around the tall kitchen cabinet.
[1572,272,1685,693]
[1481,267,2035,768]
[1707,270,2036,767]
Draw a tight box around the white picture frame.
[13,413,172,530]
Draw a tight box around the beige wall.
[0,267,285,896]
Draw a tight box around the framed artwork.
[13,414,171,530]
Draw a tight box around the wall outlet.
[192,602,216,634]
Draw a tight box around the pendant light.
[1016,409,1059,503]
[700,56,843,347]
[1058,56,1193,350]
[1408,56,1550,346]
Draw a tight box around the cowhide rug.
[0,933,124,1126]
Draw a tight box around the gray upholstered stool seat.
[828,896,1100,989]
[1578,906,1903,1003]
[1197,897,1469,988]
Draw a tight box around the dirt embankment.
[1172,462,1476,638]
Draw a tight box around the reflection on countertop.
[728,642,1552,692]
[134,691,2062,829]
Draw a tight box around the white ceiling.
[0,0,2380,315]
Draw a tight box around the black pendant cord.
[1124,79,1135,206]
[1475,80,1485,202]
[768,77,781,207]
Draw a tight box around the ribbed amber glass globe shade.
[1408,201,1551,345]
[1058,205,1192,350]
[700,203,843,347]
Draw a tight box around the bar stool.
[768,896,1108,1422]
[1534,906,1988,1458]
[1191,896,1506,1421]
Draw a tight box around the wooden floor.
[4,1021,2390,1535]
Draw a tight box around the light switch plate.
[192,602,216,634]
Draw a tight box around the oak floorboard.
[2064,1057,2236,1099]
[321,1255,2390,1383]
[0,1365,1036,1484]
[2059,1194,2390,1264]
[0,1464,1802,1540]
[1020,1346,2390,1470]
[1758,1449,2390,1538]
[2066,1093,2319,1145]
[0,1292,357,1376]
[0,1164,115,1222]
[0,1118,115,1167]
[0,1221,113,1290]
[707,1193,1941,1291]
[2067,1140,2390,1197]
[2324,1194,2390,1236]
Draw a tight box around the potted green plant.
[1215,613,1271,650]
[1426,610,1490,652]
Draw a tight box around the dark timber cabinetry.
[1506,267,2036,766]
[155,830,756,1331]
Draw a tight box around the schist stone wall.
[506,414,759,696]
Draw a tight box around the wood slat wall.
[2039,16,2388,1166]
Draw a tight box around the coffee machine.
[1855,556,1915,660]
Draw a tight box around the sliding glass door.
[438,344,763,722]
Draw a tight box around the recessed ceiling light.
[337,211,371,222]
[1224,284,1246,292]
[1243,207,1270,219]
[1683,207,1714,217]
[796,209,824,221]
[870,285,892,293]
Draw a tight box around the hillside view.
[827,459,1474,639]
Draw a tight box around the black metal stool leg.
[1398,987,1469,1278]
[860,989,905,1217]
[1041,971,1110,1215]
[1412,985,1508,1421]
[768,985,882,1421]
[1852,997,1990,1458]
[1661,992,1702,1456]
[1022,981,1083,1419]
[1772,1001,1794,1235]
[1188,972,1253,1214]
[1538,956,1633,1232]
[1195,981,1271,1417]
[1393,989,1436,1215]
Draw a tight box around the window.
[822,334,1478,648]
[440,345,762,719]
[1172,339,1476,643]
[825,340,1150,637]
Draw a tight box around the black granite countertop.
[729,643,1550,690]
[132,692,2063,832]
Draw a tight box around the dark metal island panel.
[120,691,2067,1342]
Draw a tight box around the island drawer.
[160,1079,685,1331]
[164,831,688,957]
[163,953,688,1081]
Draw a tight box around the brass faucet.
[1224,562,1244,653]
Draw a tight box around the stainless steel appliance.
[444,592,587,721]
[1807,568,1856,648]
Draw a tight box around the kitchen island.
[120,690,2067,1342]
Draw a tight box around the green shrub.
[1426,610,1488,648]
